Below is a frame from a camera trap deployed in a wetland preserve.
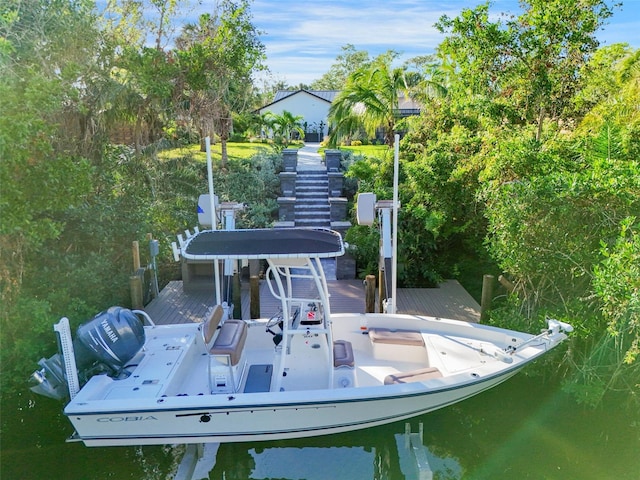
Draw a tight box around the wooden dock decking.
[143,279,480,325]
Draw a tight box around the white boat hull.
[69,367,521,446]
[61,313,565,447]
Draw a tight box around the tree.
[175,0,265,167]
[327,52,420,146]
[97,0,182,152]
[1,0,98,391]
[436,0,616,140]
[264,110,305,146]
[405,55,450,104]
[311,44,371,90]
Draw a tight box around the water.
[2,375,638,479]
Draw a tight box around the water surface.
[2,375,638,479]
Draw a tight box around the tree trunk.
[221,138,228,169]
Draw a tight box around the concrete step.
[297,177,328,184]
[295,218,331,227]
[296,184,328,192]
[296,185,328,193]
[295,210,331,220]
[295,204,330,210]
[296,193,329,200]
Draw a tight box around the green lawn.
[157,142,272,163]
[158,141,389,164]
[333,144,390,157]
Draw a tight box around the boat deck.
[143,279,480,326]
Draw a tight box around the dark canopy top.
[182,228,344,260]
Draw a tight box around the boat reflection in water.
[194,421,463,480]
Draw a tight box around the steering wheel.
[266,311,283,331]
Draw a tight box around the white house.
[257,89,422,142]
[258,90,338,142]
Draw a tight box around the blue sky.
[243,0,640,86]
[152,0,639,86]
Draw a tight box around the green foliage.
[593,217,640,363]
[340,1,637,404]
[310,44,371,90]
[173,0,266,166]
[262,110,305,147]
[436,0,616,137]
[568,217,640,404]
[344,225,380,278]
[328,51,420,147]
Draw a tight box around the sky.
[240,0,640,86]
[159,0,640,87]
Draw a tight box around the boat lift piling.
[174,443,220,480]
[397,422,434,480]
[173,423,435,480]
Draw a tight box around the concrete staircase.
[276,147,349,232]
[275,147,355,279]
[294,170,330,227]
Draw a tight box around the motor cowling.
[74,306,145,371]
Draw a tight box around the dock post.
[250,276,260,319]
[129,271,144,310]
[480,274,495,322]
[365,274,376,313]
[132,240,140,271]
[233,270,242,319]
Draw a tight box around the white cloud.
[134,0,639,86]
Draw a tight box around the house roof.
[273,89,339,103]
[258,90,338,111]
[258,88,421,115]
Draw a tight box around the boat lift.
[356,133,402,315]
[173,422,434,480]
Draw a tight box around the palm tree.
[327,53,420,147]
[266,110,305,146]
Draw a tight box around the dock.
[143,278,480,325]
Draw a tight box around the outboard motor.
[30,307,146,401]
[73,306,145,371]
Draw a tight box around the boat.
[30,226,572,447]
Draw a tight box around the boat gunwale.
[63,358,537,417]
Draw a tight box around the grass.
[157,141,389,165]
[338,144,390,157]
[318,144,390,158]
[157,142,272,163]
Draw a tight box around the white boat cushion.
[369,328,424,347]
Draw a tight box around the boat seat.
[201,305,247,366]
[369,328,424,346]
[333,340,354,368]
[384,367,443,385]
[209,320,248,366]
[201,305,225,346]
